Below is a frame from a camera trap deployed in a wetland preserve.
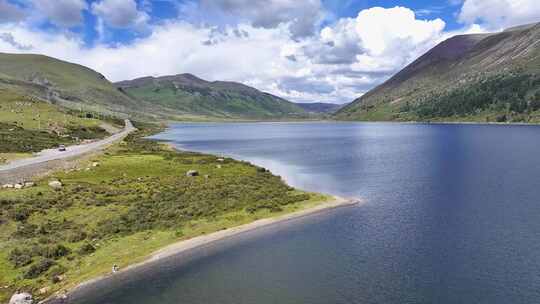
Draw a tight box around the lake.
[75,122,540,304]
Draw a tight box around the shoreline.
[46,195,360,303]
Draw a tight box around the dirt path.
[0,120,135,184]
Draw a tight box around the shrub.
[8,248,32,268]
[41,244,71,259]
[78,243,95,255]
[13,224,37,238]
[66,230,87,242]
[8,205,32,222]
[496,114,507,122]
[24,258,55,279]
[48,264,67,283]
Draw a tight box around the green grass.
[0,89,116,153]
[0,89,103,130]
[0,128,331,302]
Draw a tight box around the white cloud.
[290,6,446,101]
[458,0,540,30]
[32,0,87,27]
[0,5,490,104]
[92,0,149,31]
[198,0,324,39]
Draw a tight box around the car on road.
[58,145,66,152]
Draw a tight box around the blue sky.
[0,0,538,103]
[11,0,466,46]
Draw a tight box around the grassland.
[0,125,330,302]
[0,89,121,154]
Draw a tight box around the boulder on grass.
[14,184,23,189]
[48,180,62,190]
[186,170,199,177]
[24,182,35,188]
[9,292,33,304]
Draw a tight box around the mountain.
[115,74,308,120]
[335,22,540,123]
[0,53,167,119]
[295,102,343,114]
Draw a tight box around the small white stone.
[9,292,33,304]
[48,180,62,189]
[24,182,35,188]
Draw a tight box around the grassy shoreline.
[0,123,339,303]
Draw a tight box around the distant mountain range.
[335,22,540,123]
[115,74,308,120]
[295,102,343,114]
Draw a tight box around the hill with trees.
[334,22,540,123]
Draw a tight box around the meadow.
[0,125,328,302]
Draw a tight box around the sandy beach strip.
[147,195,360,263]
[52,196,360,301]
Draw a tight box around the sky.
[0,0,538,104]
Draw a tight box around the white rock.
[14,184,23,189]
[24,182,35,188]
[92,162,100,167]
[9,292,33,304]
[217,158,225,162]
[48,180,62,189]
[2,184,14,189]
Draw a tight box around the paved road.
[0,119,136,172]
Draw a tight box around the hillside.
[0,53,167,120]
[115,74,308,120]
[0,88,127,164]
[296,102,342,114]
[335,22,540,123]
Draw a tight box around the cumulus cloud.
[458,0,540,30]
[199,0,323,39]
[0,0,25,23]
[32,0,87,27]
[0,5,463,104]
[289,6,446,100]
[92,0,149,30]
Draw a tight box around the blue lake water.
[76,122,540,304]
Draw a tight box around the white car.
[58,145,66,152]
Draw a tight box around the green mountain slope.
[0,53,162,119]
[115,74,308,120]
[335,22,540,123]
